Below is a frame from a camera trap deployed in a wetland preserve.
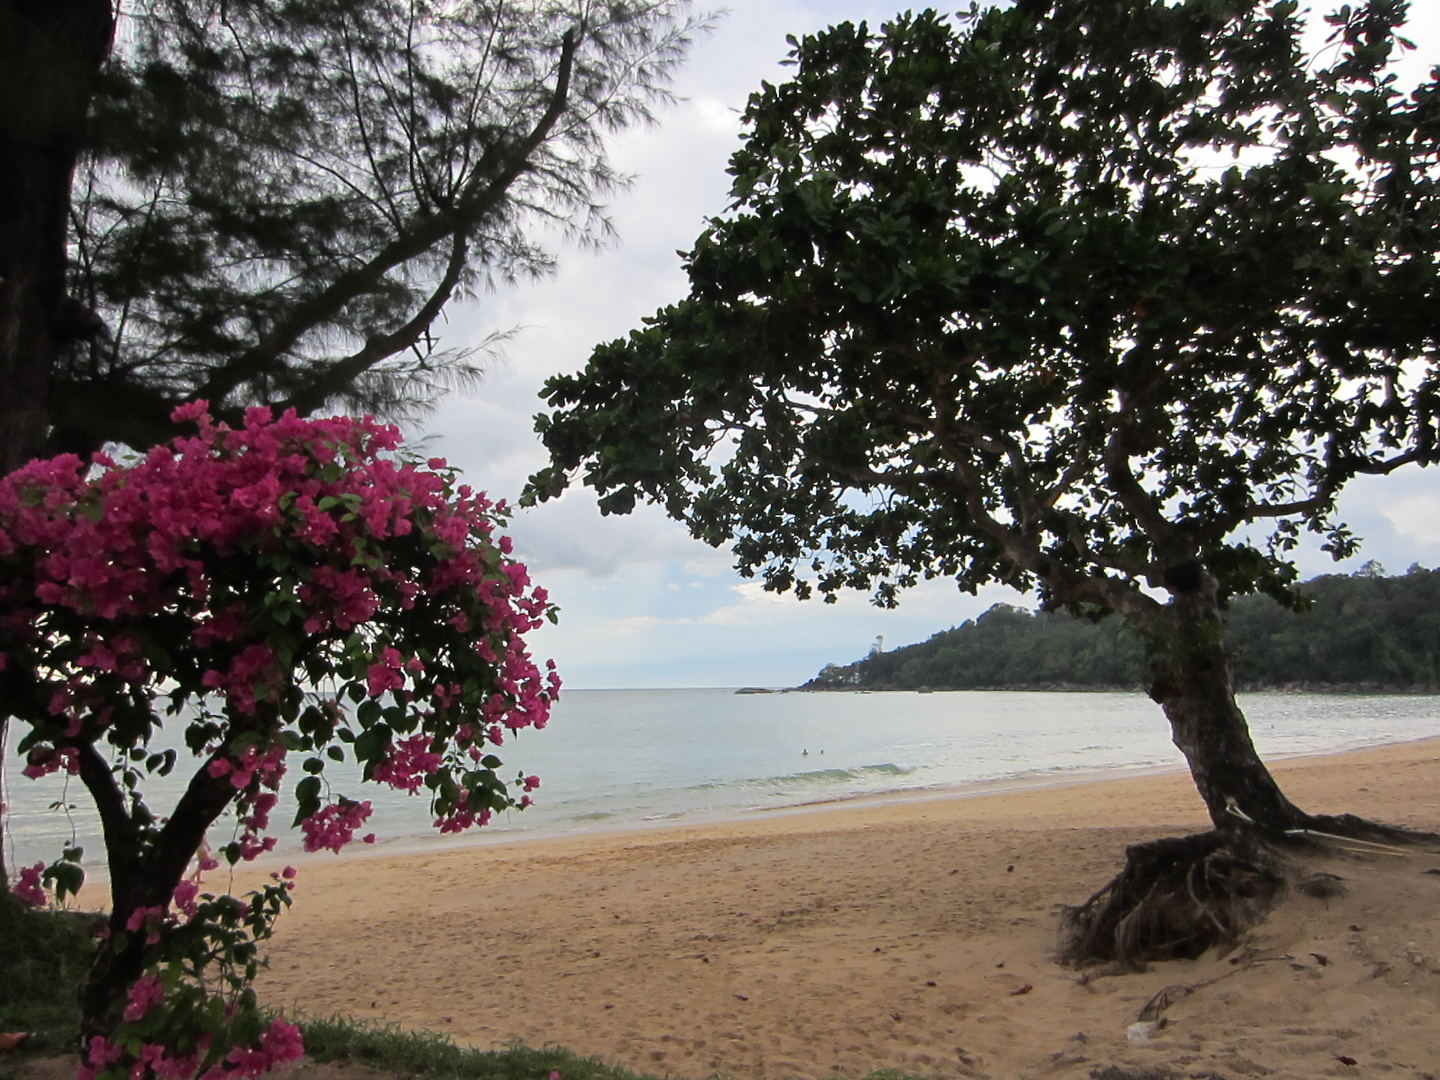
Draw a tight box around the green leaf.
[293,776,322,827]
[356,699,381,728]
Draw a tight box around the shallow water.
[5,688,1438,869]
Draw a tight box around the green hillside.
[805,565,1440,692]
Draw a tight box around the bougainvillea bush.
[0,403,559,1079]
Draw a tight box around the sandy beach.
[235,738,1440,1079]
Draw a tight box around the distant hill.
[803,565,1440,693]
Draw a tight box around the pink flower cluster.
[0,402,553,726]
[300,800,374,853]
[372,733,445,793]
[207,745,284,791]
[21,744,80,779]
[126,904,166,946]
[79,1018,302,1080]
[2,404,557,800]
[219,1018,305,1079]
[172,881,200,921]
[12,861,47,906]
[123,974,166,1022]
[435,794,492,834]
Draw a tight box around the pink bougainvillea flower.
[122,974,167,1022]
[12,862,48,907]
[2,401,561,1080]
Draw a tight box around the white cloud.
[500,491,718,577]
[1382,492,1440,546]
[700,581,789,625]
[682,553,731,577]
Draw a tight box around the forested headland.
[805,565,1440,693]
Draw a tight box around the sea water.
[5,689,1439,871]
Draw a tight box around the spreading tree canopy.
[0,0,703,468]
[531,0,1440,841]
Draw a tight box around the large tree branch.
[279,223,471,416]
[142,754,243,909]
[1103,421,1178,551]
[198,27,580,411]
[73,739,138,899]
[1059,511,1154,578]
[1190,443,1439,548]
[1239,448,1436,521]
[945,448,1167,630]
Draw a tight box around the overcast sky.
[413,0,1440,689]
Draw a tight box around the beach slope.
[255,739,1440,1079]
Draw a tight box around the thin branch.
[280,225,470,415]
[198,27,580,409]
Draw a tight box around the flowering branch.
[1,402,559,1079]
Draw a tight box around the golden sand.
[233,737,1440,1079]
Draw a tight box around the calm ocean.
[5,689,1439,871]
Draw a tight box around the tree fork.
[76,746,245,1041]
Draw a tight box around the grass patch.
[297,1015,665,1080]
[0,893,99,1055]
[298,1015,929,1080]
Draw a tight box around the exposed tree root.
[1060,816,1439,969]
[1059,832,1285,968]
[1286,812,1439,848]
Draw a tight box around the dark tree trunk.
[77,744,242,1040]
[1146,578,1307,837]
[1062,570,1438,967]
[0,0,114,890]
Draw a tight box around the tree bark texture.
[0,0,113,474]
[1147,578,1308,836]
[0,0,114,891]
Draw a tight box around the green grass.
[0,902,925,1080]
[0,893,100,1055]
[298,1016,929,1080]
[296,1015,669,1080]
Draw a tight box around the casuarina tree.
[0,0,701,887]
[1,0,703,469]
[3,404,559,1076]
[529,0,1440,961]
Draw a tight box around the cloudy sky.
[413,0,1440,689]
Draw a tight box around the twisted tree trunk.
[1147,581,1308,837]
[1061,569,1435,966]
[76,740,242,1040]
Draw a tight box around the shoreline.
[61,734,1440,896]
[284,731,1440,862]
[789,683,1440,695]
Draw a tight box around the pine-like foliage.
[56,0,702,454]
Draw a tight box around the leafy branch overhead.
[56,0,706,455]
[532,0,1440,629]
[531,0,1440,851]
